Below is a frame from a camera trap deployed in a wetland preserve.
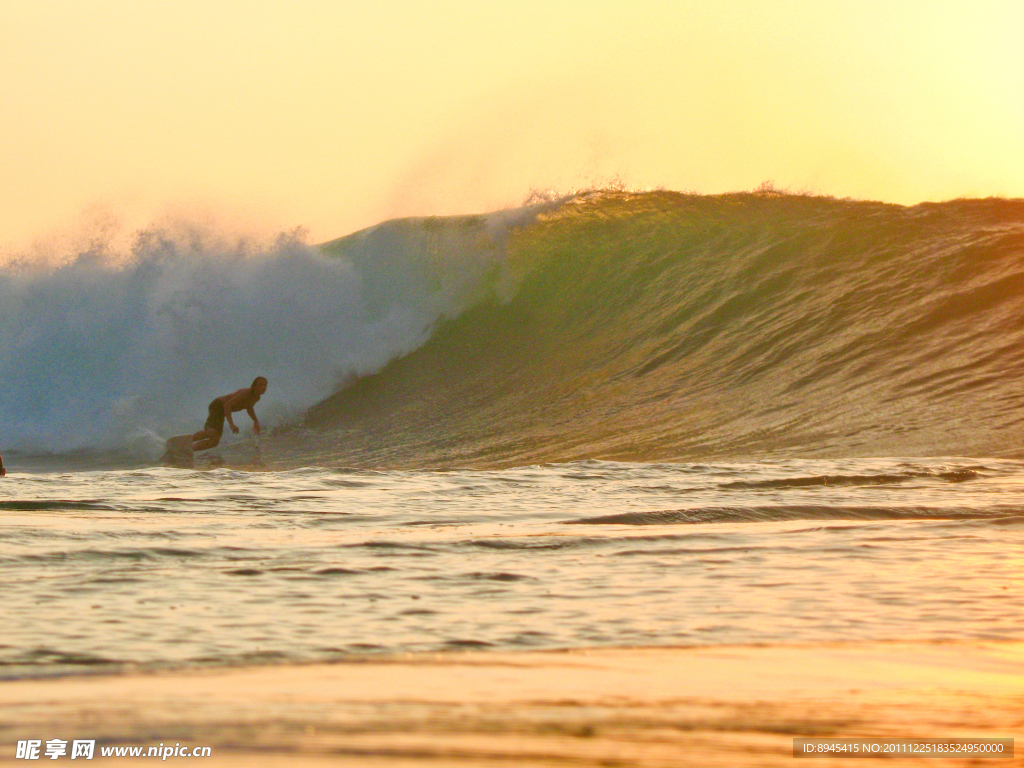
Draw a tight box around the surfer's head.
[251,376,268,396]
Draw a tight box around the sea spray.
[0,207,546,455]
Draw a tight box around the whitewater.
[2,189,1023,676]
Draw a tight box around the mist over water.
[0,209,537,457]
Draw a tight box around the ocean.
[2,190,1023,677]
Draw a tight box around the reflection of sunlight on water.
[1,458,1023,673]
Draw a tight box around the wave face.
[304,191,1024,467]
[5,190,1024,466]
[0,213,522,455]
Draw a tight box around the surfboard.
[161,435,195,469]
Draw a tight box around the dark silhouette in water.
[162,377,267,468]
[191,377,267,452]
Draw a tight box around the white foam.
[0,208,543,455]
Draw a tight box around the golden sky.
[2,0,1022,249]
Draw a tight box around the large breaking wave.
[304,190,1024,467]
[4,189,1024,466]
[0,208,538,455]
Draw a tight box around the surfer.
[0,451,5,477]
[191,377,268,452]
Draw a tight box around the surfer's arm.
[222,393,242,433]
[247,406,261,434]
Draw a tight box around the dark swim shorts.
[204,398,226,434]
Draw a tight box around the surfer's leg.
[161,435,195,468]
[193,400,226,451]
[192,428,221,452]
